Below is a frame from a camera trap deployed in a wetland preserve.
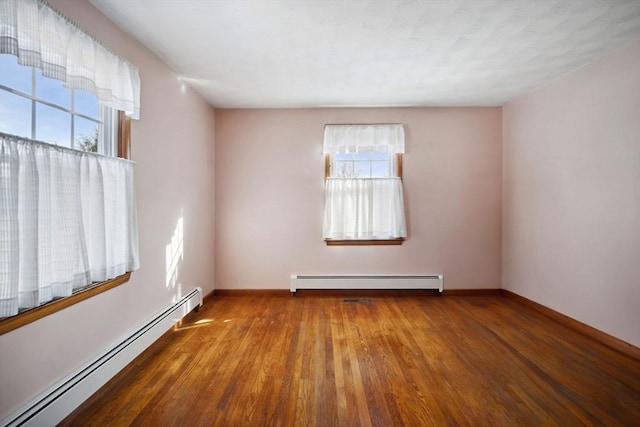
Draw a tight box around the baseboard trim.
[213,289,291,297]
[502,290,640,360]
[442,289,502,296]
[2,288,203,427]
[203,289,216,305]
[212,288,501,297]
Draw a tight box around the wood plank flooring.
[61,295,640,426]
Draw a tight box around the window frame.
[0,111,133,335]
[0,57,115,153]
[324,152,405,246]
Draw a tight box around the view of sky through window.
[333,151,392,178]
[0,53,102,151]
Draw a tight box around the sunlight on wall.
[166,215,184,297]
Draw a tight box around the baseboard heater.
[2,287,203,427]
[290,274,443,294]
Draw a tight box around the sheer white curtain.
[0,0,141,119]
[0,133,139,317]
[323,124,407,240]
[323,178,406,239]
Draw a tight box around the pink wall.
[0,0,216,419]
[502,40,640,347]
[215,108,502,290]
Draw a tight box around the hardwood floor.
[61,295,640,426]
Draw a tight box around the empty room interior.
[0,0,639,425]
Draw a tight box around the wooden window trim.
[324,153,404,246]
[0,273,132,335]
[118,111,132,159]
[325,238,404,246]
[0,112,133,335]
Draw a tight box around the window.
[322,124,407,245]
[0,54,119,156]
[331,152,397,178]
[0,0,141,334]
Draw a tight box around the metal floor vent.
[342,298,371,304]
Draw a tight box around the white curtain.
[323,178,407,240]
[323,124,405,154]
[323,124,407,240]
[0,133,139,317]
[0,0,141,119]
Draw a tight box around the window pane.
[0,54,32,94]
[353,152,389,161]
[36,103,71,147]
[74,90,98,119]
[354,161,370,178]
[371,160,391,178]
[334,152,354,161]
[36,70,71,109]
[0,90,32,138]
[334,161,357,178]
[332,152,395,178]
[75,116,99,152]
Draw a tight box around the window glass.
[0,90,32,138]
[332,152,392,178]
[36,103,71,147]
[333,161,355,177]
[0,54,32,94]
[74,90,99,119]
[371,160,391,178]
[36,69,71,109]
[363,152,389,161]
[75,116,99,152]
[354,160,370,177]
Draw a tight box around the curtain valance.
[323,124,405,154]
[0,0,141,119]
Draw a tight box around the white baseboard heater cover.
[290,275,443,293]
[2,287,203,427]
